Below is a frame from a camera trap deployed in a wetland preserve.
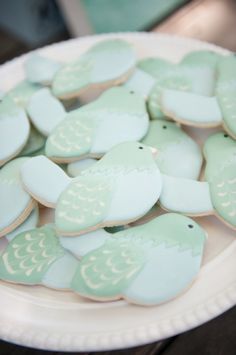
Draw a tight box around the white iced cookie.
[21,142,162,236]
[25,53,61,85]
[52,39,136,99]
[161,89,222,127]
[27,88,66,136]
[0,157,36,237]
[6,207,39,242]
[142,121,203,179]
[67,158,97,177]
[45,87,149,163]
[0,97,30,166]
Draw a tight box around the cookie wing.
[45,112,96,161]
[209,165,236,228]
[0,225,65,284]
[217,83,236,138]
[71,238,145,299]
[55,175,114,235]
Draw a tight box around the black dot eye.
[139,146,143,150]
[224,134,228,138]
[162,125,167,129]
[129,91,134,94]
[188,224,194,229]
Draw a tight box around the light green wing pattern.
[0,225,65,284]
[45,112,97,160]
[71,237,145,299]
[209,165,236,228]
[55,175,114,234]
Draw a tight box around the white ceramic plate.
[0,33,235,352]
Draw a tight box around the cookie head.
[203,131,236,161]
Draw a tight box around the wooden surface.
[0,0,235,353]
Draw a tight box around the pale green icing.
[0,97,30,164]
[181,50,221,70]
[161,89,222,124]
[42,252,78,289]
[27,88,66,136]
[46,87,148,159]
[216,55,236,138]
[71,213,206,303]
[25,53,61,84]
[52,39,135,97]
[0,225,65,285]
[137,57,173,79]
[5,80,42,108]
[55,175,114,234]
[19,125,46,156]
[6,207,39,242]
[67,158,97,177]
[0,157,32,232]
[203,132,236,227]
[142,121,202,179]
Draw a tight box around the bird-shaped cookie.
[21,142,162,236]
[141,121,202,179]
[161,55,236,139]
[52,39,136,99]
[0,157,36,237]
[45,87,149,163]
[70,213,206,305]
[0,225,78,289]
[203,132,236,229]
[159,132,236,230]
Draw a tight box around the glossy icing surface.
[25,53,61,85]
[142,121,202,179]
[71,213,206,305]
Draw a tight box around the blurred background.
[0,0,236,65]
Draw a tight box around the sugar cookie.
[27,88,66,136]
[21,142,162,236]
[0,224,78,289]
[71,213,206,306]
[141,121,203,179]
[46,87,149,163]
[52,39,136,99]
[5,80,42,108]
[0,157,36,237]
[216,55,236,139]
[6,207,39,242]
[67,158,97,177]
[138,57,173,79]
[0,97,30,166]
[19,125,46,157]
[203,132,236,229]
[161,89,222,127]
[124,69,155,99]
[25,53,61,85]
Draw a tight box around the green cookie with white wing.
[0,224,78,289]
[46,87,149,163]
[71,213,206,305]
[203,132,236,229]
[142,121,202,179]
[52,39,136,99]
[216,55,236,139]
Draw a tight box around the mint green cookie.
[19,125,46,157]
[46,87,148,162]
[203,132,236,228]
[0,224,78,289]
[137,57,173,79]
[216,55,236,139]
[142,121,202,179]
[71,213,206,305]
[52,39,136,99]
[5,80,42,108]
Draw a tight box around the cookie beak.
[150,147,158,157]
